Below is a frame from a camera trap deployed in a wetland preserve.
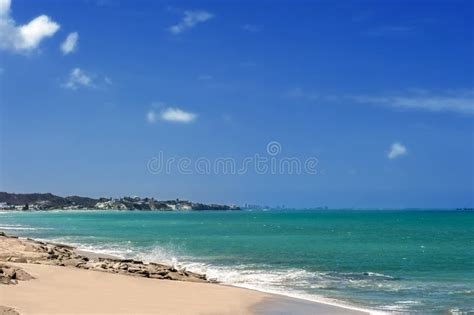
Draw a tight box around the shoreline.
[70,240,375,314]
[0,231,372,314]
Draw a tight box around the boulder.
[0,276,12,285]
[23,244,37,252]
[61,259,83,267]
[14,269,34,281]
[7,257,27,263]
[0,265,34,283]
[1,267,15,278]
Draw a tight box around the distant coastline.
[0,192,240,211]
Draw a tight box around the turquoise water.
[0,210,473,313]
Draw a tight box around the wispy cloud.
[239,61,257,68]
[242,24,261,32]
[94,0,119,7]
[146,110,158,124]
[60,32,78,55]
[168,10,213,34]
[0,0,60,53]
[63,68,93,90]
[198,74,213,81]
[388,142,407,160]
[104,76,112,85]
[353,89,474,115]
[285,88,343,103]
[362,25,414,37]
[287,88,474,115]
[285,87,321,101]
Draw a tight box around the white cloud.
[146,107,197,124]
[0,0,60,53]
[60,32,78,55]
[146,110,158,124]
[63,68,92,90]
[353,90,474,115]
[161,107,196,123]
[168,10,213,34]
[0,0,10,16]
[388,142,407,160]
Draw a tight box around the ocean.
[0,210,472,314]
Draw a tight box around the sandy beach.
[0,232,369,315]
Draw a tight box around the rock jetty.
[0,232,207,283]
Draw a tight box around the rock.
[0,276,11,285]
[0,305,20,315]
[99,263,108,269]
[62,259,83,267]
[1,268,15,279]
[127,267,143,273]
[7,257,27,263]
[0,265,33,283]
[14,269,33,281]
[23,244,37,252]
[0,234,209,284]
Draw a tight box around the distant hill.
[0,192,78,206]
[0,192,239,211]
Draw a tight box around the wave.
[0,225,53,231]
[42,237,135,259]
[180,262,383,314]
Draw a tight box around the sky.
[0,0,473,208]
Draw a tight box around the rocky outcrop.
[0,306,19,315]
[0,264,34,285]
[0,232,207,283]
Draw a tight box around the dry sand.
[0,263,266,314]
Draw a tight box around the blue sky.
[1,0,473,208]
